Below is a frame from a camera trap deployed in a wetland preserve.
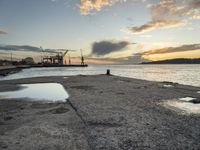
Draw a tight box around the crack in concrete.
[66,98,93,150]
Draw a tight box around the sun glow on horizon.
[0,0,200,64]
[143,50,200,61]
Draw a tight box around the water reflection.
[166,100,200,114]
[0,83,69,102]
[165,97,200,114]
[0,65,200,87]
[179,97,196,102]
[163,84,174,88]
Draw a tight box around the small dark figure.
[106,69,110,75]
[81,56,84,65]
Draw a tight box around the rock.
[190,99,200,104]
[4,116,13,121]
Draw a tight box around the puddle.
[179,97,196,102]
[164,96,200,114]
[163,84,173,88]
[0,83,69,102]
[197,91,200,94]
[63,77,68,79]
[165,100,200,114]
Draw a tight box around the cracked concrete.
[0,75,200,149]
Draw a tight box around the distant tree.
[21,57,35,65]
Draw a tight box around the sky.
[0,0,200,64]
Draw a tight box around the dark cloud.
[0,45,61,53]
[120,53,148,64]
[188,0,200,9]
[92,40,134,55]
[142,44,200,55]
[0,45,41,51]
[87,53,146,64]
[0,30,7,35]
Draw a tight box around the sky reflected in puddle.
[0,83,69,102]
[179,97,196,102]
[163,84,174,88]
[166,100,200,114]
[164,97,200,114]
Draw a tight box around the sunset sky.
[0,0,200,64]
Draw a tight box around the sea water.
[0,64,200,87]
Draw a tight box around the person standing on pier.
[80,49,84,65]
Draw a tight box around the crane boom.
[62,50,69,57]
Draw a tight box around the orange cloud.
[141,43,200,61]
[125,0,200,34]
[143,50,200,61]
[79,0,124,15]
[126,20,183,34]
[142,44,200,55]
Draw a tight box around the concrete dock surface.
[0,75,200,149]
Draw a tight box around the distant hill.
[141,58,200,64]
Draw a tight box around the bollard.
[106,69,110,75]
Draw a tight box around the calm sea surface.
[0,64,200,87]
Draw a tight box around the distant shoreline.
[141,58,200,64]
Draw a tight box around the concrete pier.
[0,75,200,149]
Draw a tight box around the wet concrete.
[164,99,200,114]
[0,75,200,149]
[0,83,69,102]
[163,84,174,88]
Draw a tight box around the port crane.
[42,49,75,65]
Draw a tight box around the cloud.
[87,53,146,64]
[91,40,134,55]
[86,57,120,64]
[125,0,200,34]
[121,53,147,64]
[142,44,200,55]
[127,20,182,34]
[79,0,146,15]
[0,45,61,54]
[0,30,7,35]
[79,0,123,15]
[0,45,42,51]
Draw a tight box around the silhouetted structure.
[80,49,85,65]
[106,69,110,75]
[68,54,71,65]
[43,50,69,65]
[21,57,35,65]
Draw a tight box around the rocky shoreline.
[0,75,200,149]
